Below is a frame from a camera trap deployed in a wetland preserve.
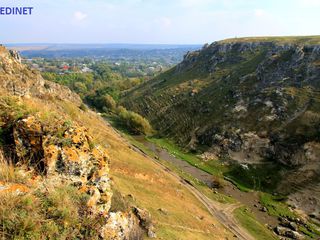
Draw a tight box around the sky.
[1,0,320,44]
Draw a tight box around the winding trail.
[130,143,255,240]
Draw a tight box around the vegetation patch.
[259,193,296,219]
[224,163,284,193]
[234,206,278,240]
[117,106,153,135]
[0,184,105,240]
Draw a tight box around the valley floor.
[129,135,279,240]
[129,141,256,240]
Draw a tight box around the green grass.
[259,193,296,219]
[224,163,284,193]
[298,221,320,239]
[299,225,316,238]
[146,137,284,194]
[223,176,252,192]
[147,137,227,176]
[234,207,278,240]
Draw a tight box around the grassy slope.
[124,35,320,143]
[32,98,233,240]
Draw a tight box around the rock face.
[123,37,320,217]
[5,114,154,239]
[9,114,157,239]
[101,212,142,240]
[11,115,112,233]
[0,46,81,104]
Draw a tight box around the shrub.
[117,106,153,135]
[102,94,116,112]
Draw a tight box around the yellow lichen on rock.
[13,116,43,159]
[43,143,59,175]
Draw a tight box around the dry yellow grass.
[20,97,233,239]
[0,150,27,184]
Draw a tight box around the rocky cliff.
[0,45,81,104]
[123,37,320,218]
[0,46,155,239]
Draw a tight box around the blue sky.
[1,0,320,44]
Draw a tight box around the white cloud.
[254,9,266,17]
[73,11,88,21]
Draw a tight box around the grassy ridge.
[220,35,320,45]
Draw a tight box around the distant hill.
[123,36,320,217]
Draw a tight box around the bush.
[117,106,153,135]
[102,94,116,112]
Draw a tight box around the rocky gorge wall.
[124,38,320,218]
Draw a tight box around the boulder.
[101,212,142,240]
[133,207,156,238]
[275,226,304,239]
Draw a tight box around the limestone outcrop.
[0,46,81,104]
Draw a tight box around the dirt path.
[130,142,255,240]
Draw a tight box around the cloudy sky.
[1,0,320,44]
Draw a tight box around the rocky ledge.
[0,114,156,239]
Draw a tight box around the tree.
[117,106,153,135]
[102,94,116,112]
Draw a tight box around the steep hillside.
[0,46,234,239]
[123,37,320,218]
